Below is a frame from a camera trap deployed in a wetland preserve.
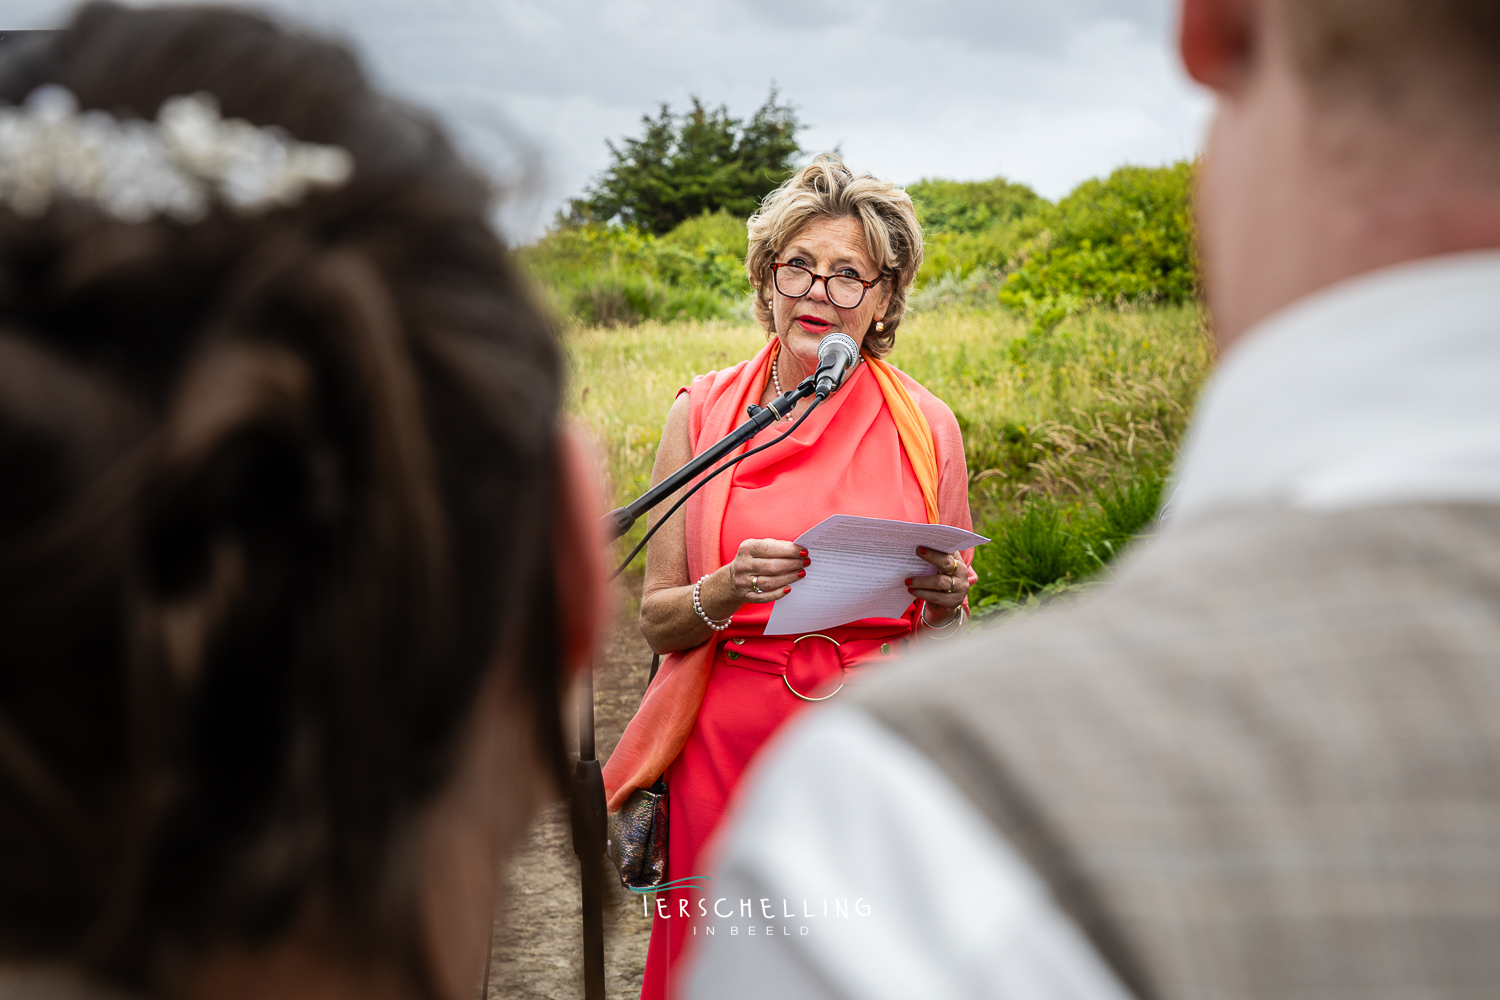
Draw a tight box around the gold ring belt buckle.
[784,633,843,702]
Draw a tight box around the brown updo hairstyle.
[0,3,565,995]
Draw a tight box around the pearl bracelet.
[693,574,733,631]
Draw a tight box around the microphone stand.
[602,377,817,542]
[570,375,815,1000]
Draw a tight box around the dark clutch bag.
[607,777,668,891]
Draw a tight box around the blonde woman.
[603,155,977,998]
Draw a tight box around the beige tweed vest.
[856,503,1500,1000]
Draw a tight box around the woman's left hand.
[907,546,970,617]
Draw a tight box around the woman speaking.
[603,155,977,997]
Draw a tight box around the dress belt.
[716,632,907,701]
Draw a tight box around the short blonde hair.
[745,154,923,358]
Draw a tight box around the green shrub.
[654,210,751,298]
[659,208,749,259]
[522,162,1198,330]
[969,467,1166,609]
[916,224,1042,289]
[908,177,1047,290]
[568,274,735,327]
[1092,466,1166,556]
[908,266,1006,312]
[973,499,1092,603]
[905,166,1196,320]
[519,212,752,325]
[516,223,659,290]
[908,177,1044,234]
[1001,162,1197,331]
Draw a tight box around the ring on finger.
[751,575,762,594]
[946,575,954,593]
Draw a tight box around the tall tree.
[569,90,802,235]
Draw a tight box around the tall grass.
[891,305,1208,510]
[974,468,1167,607]
[568,319,768,557]
[567,302,1214,594]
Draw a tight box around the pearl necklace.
[770,357,795,420]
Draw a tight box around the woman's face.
[770,215,892,372]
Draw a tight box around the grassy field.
[568,300,1214,608]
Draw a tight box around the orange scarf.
[602,340,940,810]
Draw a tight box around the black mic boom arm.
[601,377,815,542]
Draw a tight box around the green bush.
[1001,162,1197,331]
[522,161,1199,332]
[908,177,1043,235]
[969,467,1167,608]
[654,209,751,299]
[973,499,1092,603]
[1093,467,1167,556]
[518,211,751,325]
[517,223,659,289]
[568,274,734,327]
[908,177,1046,290]
[658,208,749,258]
[905,165,1196,322]
[917,225,1040,289]
[907,266,1006,312]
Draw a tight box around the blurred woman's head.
[745,155,923,362]
[0,4,601,997]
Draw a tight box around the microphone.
[813,332,859,400]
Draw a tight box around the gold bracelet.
[920,603,966,635]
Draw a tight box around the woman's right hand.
[716,537,807,606]
[639,395,808,651]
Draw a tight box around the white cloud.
[5,0,1213,239]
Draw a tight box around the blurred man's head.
[1181,0,1500,348]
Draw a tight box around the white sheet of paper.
[763,514,989,635]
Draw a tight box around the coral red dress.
[605,340,975,999]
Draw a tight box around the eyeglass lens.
[775,265,867,308]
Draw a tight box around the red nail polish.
[784,587,792,594]
[803,558,811,567]
[917,546,927,554]
[800,549,808,558]
[904,578,913,586]
[798,570,806,578]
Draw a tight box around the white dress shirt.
[683,251,1500,1000]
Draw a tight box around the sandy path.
[480,580,1006,998]
[486,582,656,1000]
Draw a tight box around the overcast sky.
[11,0,1212,241]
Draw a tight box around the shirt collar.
[1165,250,1500,526]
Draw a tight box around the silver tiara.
[0,85,354,224]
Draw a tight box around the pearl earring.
[875,321,886,333]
